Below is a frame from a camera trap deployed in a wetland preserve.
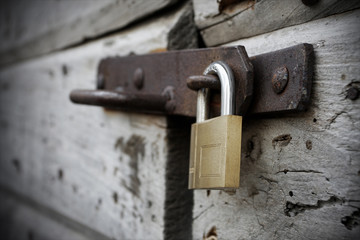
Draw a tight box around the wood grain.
[0,0,178,66]
[0,188,110,240]
[193,0,256,29]
[194,0,360,46]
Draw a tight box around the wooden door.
[0,1,359,239]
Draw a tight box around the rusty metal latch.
[70,44,314,117]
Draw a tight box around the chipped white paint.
[0,5,188,240]
[193,10,360,239]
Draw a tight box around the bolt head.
[272,66,289,94]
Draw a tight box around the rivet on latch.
[97,74,105,89]
[162,86,176,113]
[133,68,144,90]
[272,66,289,94]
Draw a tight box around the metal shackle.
[196,61,236,123]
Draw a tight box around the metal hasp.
[70,44,314,117]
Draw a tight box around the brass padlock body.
[189,115,242,189]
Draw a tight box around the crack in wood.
[276,169,323,174]
[325,111,347,129]
[192,204,214,221]
[284,195,345,217]
[259,175,279,184]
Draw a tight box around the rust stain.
[149,48,167,53]
[250,0,256,10]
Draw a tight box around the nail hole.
[112,192,118,204]
[58,169,63,180]
[306,140,312,150]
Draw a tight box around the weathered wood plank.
[0,4,193,240]
[0,0,178,66]
[193,10,360,239]
[0,189,110,240]
[193,0,257,29]
[195,0,360,46]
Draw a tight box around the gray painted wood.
[0,0,178,66]
[0,188,110,240]
[193,9,360,240]
[193,0,360,46]
[0,4,193,240]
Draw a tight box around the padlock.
[188,61,242,189]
